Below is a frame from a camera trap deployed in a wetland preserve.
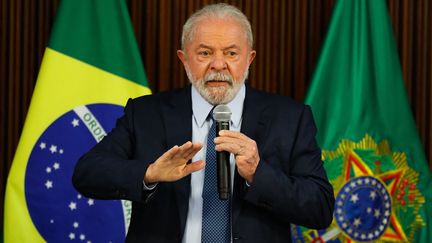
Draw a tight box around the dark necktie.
[201,116,231,242]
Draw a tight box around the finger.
[181,143,203,161]
[214,136,243,146]
[183,160,205,175]
[219,130,252,141]
[183,143,202,160]
[217,132,255,149]
[160,145,180,161]
[174,141,193,158]
[215,142,242,154]
[214,137,250,155]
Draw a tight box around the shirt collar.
[191,84,245,128]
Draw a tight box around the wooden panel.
[388,0,432,163]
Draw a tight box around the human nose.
[209,53,227,71]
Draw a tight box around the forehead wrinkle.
[196,44,213,50]
[186,17,249,48]
[223,45,240,50]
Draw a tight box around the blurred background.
[1,0,431,234]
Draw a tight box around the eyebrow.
[197,44,240,50]
[223,45,240,50]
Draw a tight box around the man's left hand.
[214,130,260,184]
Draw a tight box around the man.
[73,3,334,243]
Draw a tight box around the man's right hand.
[144,141,204,184]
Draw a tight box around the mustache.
[204,72,234,84]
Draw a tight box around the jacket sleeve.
[72,98,152,202]
[243,105,335,229]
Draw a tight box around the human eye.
[227,51,237,56]
[198,50,211,57]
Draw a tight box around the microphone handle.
[216,120,230,200]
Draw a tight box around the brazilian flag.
[290,0,432,242]
[4,0,151,242]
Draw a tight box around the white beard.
[185,66,249,105]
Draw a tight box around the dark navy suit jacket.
[73,85,335,243]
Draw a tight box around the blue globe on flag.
[25,103,130,243]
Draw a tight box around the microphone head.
[213,104,231,122]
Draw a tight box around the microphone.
[213,104,232,200]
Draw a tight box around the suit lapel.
[161,86,192,234]
[232,86,269,225]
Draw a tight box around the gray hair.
[181,3,253,50]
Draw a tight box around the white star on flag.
[46,167,52,173]
[374,209,381,218]
[353,218,362,227]
[369,191,377,200]
[88,199,95,206]
[80,234,86,240]
[69,201,77,210]
[53,162,60,170]
[49,145,57,153]
[350,193,359,203]
[40,142,46,149]
[71,118,80,127]
[45,180,53,189]
[59,149,64,154]
[73,222,79,228]
[69,233,75,240]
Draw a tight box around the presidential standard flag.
[4,0,151,242]
[290,0,432,242]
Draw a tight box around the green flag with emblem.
[294,0,432,242]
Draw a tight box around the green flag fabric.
[292,0,432,242]
[4,0,151,242]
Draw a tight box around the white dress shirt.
[182,84,245,243]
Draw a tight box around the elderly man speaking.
[73,3,334,243]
